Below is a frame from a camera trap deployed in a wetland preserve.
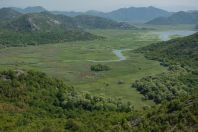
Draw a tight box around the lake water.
[156,30,196,41]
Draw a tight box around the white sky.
[0,0,198,12]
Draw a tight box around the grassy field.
[0,29,166,109]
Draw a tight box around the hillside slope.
[147,11,198,25]
[4,12,77,32]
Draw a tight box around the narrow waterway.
[110,30,196,61]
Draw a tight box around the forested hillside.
[133,33,198,103]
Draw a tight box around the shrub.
[90,64,110,71]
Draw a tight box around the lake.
[156,30,196,41]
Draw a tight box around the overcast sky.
[0,0,198,12]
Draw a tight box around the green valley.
[0,29,165,109]
[0,4,198,132]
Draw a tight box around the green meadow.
[0,29,166,109]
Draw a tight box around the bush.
[90,64,110,71]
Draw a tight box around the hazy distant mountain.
[0,8,21,20]
[74,15,137,29]
[7,6,172,23]
[12,6,46,14]
[106,6,171,22]
[52,10,106,17]
[147,11,198,25]
[85,10,106,18]
[52,11,82,17]
[53,6,172,23]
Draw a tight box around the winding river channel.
[88,49,131,62]
[64,30,196,63]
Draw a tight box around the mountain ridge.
[12,6,172,22]
[53,6,172,22]
[0,8,136,30]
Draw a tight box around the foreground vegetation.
[0,69,197,131]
